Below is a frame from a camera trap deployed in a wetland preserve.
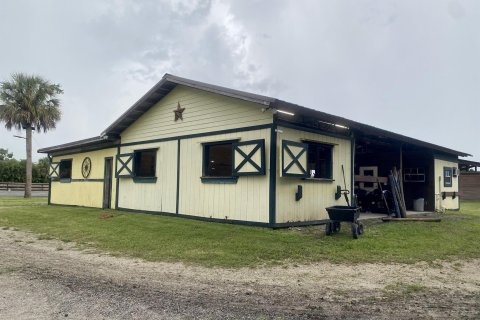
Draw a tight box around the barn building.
[38,74,470,227]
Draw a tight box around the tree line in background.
[0,148,49,183]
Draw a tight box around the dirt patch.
[0,228,479,319]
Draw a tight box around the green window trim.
[133,177,158,183]
[49,161,60,179]
[133,148,158,178]
[303,140,334,180]
[302,177,335,182]
[200,176,238,184]
[116,153,135,178]
[202,139,239,181]
[232,139,266,176]
[281,140,309,178]
[59,159,73,180]
[443,167,453,187]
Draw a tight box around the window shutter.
[49,162,60,180]
[116,153,135,178]
[281,140,308,177]
[232,139,266,176]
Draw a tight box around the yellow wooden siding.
[121,85,272,144]
[50,182,106,208]
[50,148,117,208]
[434,158,459,210]
[179,129,270,222]
[275,127,352,223]
[118,140,178,213]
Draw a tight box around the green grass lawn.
[0,197,479,268]
[0,197,48,207]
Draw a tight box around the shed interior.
[354,136,435,213]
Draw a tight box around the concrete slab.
[359,211,434,221]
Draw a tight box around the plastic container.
[413,198,425,212]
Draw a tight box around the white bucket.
[413,198,425,212]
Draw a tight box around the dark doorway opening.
[103,157,113,209]
[354,137,435,213]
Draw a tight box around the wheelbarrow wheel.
[325,222,333,236]
[333,222,341,233]
[358,223,364,235]
[351,223,359,239]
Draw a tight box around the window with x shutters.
[49,161,60,180]
[116,153,134,178]
[281,140,308,177]
[232,139,265,176]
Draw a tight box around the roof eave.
[37,136,117,154]
[276,101,471,158]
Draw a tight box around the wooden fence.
[0,182,49,192]
[459,172,480,201]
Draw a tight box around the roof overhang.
[274,100,471,158]
[459,159,480,167]
[38,136,118,156]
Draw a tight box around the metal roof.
[39,73,471,157]
[37,136,116,154]
[274,101,471,157]
[459,159,480,167]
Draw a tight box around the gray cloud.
[0,0,478,161]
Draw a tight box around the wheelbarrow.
[325,205,364,239]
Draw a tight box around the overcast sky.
[0,0,478,162]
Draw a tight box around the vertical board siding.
[459,172,480,200]
[121,85,272,144]
[179,129,270,223]
[275,126,352,223]
[434,158,460,210]
[118,140,178,213]
[50,148,117,208]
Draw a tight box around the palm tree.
[0,73,62,197]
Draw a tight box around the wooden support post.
[399,144,406,214]
[399,143,403,173]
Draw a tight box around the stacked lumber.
[388,167,407,218]
[383,167,441,222]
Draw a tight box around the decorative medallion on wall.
[173,101,185,121]
[81,157,92,178]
